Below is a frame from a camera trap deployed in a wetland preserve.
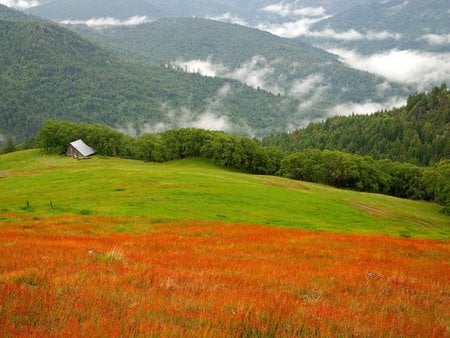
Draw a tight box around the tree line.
[36,120,450,214]
[263,84,450,166]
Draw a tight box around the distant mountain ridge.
[71,17,410,123]
[23,0,375,23]
[307,0,450,53]
[0,11,301,141]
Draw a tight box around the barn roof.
[70,139,96,157]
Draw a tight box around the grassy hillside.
[1,150,449,336]
[0,18,298,141]
[1,150,448,239]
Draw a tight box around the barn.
[66,139,96,159]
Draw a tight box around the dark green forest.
[35,120,450,214]
[0,16,298,141]
[263,85,450,166]
[72,17,408,105]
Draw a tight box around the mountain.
[23,0,375,23]
[306,0,450,53]
[25,0,240,21]
[0,3,38,21]
[262,85,450,166]
[71,17,410,124]
[0,17,300,141]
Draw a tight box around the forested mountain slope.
[307,0,450,53]
[0,18,299,141]
[23,0,375,23]
[72,17,409,118]
[0,4,35,21]
[25,0,238,21]
[263,85,450,166]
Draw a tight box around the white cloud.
[420,33,450,46]
[174,56,282,95]
[291,75,329,112]
[0,0,40,9]
[189,112,231,131]
[328,48,450,90]
[141,107,232,135]
[289,74,325,97]
[228,56,282,94]
[390,0,409,12]
[140,85,239,134]
[60,15,150,28]
[174,57,227,77]
[206,12,248,26]
[256,17,324,39]
[328,97,407,116]
[257,19,402,40]
[261,3,326,18]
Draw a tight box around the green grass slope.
[1,150,448,239]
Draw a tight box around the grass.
[0,216,448,336]
[0,150,449,336]
[0,149,449,239]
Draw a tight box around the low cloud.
[328,96,407,116]
[256,17,324,39]
[0,0,39,9]
[257,19,401,40]
[229,56,282,94]
[60,15,150,28]
[289,74,326,97]
[174,57,227,77]
[126,108,233,136]
[206,12,248,26]
[307,28,401,41]
[135,84,259,136]
[261,3,326,18]
[420,33,450,46]
[328,48,450,90]
[288,74,330,113]
[254,4,400,41]
[174,56,282,95]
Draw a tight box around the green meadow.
[1,150,449,239]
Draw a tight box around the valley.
[0,0,449,336]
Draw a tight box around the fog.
[328,96,407,117]
[206,12,248,26]
[420,34,450,46]
[328,48,450,90]
[60,15,150,28]
[174,56,283,95]
[0,0,39,9]
[261,3,326,17]
[118,84,255,136]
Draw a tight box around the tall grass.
[0,214,448,336]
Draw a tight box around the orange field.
[0,213,449,337]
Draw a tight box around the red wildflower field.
[0,213,448,337]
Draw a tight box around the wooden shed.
[66,139,96,159]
